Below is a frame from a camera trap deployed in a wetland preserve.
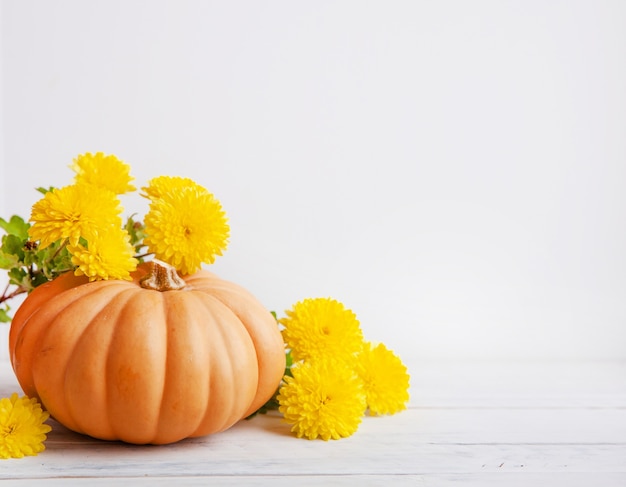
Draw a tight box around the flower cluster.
[0,152,229,316]
[276,298,410,440]
[0,393,51,459]
[29,153,138,281]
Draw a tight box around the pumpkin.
[8,261,286,445]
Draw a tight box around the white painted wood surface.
[0,357,624,486]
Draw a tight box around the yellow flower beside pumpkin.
[0,393,51,459]
[277,359,366,440]
[277,297,410,440]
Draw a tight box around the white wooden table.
[0,357,624,486]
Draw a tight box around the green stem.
[47,240,68,263]
[134,251,154,260]
[0,284,27,304]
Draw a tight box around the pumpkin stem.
[139,261,187,291]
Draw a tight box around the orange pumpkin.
[8,262,286,445]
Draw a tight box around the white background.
[1,0,625,362]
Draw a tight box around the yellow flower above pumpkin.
[142,181,229,275]
[0,393,51,459]
[280,298,364,363]
[28,184,123,249]
[69,229,138,281]
[277,359,366,440]
[356,341,410,415]
[141,175,206,200]
[71,152,136,194]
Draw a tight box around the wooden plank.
[0,408,625,479]
[0,359,624,482]
[30,405,626,445]
[1,473,626,487]
[0,443,624,479]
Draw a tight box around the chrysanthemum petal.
[28,184,123,248]
[356,342,410,415]
[69,229,138,281]
[277,360,366,440]
[280,298,364,363]
[143,183,229,275]
[141,175,206,200]
[0,393,51,459]
[71,152,136,194]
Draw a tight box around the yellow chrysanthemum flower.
[280,298,364,363]
[71,152,136,194]
[0,393,51,459]
[356,342,410,415]
[141,175,206,200]
[277,360,366,440]
[28,184,123,248]
[69,229,138,281]
[143,185,229,275]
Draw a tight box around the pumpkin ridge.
[30,281,137,434]
[10,275,110,366]
[67,285,143,441]
[153,287,171,443]
[105,286,167,444]
[154,290,208,443]
[183,291,236,432]
[186,282,285,417]
[12,280,127,397]
[191,291,258,435]
[203,292,260,416]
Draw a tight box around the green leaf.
[36,186,55,195]
[0,249,20,269]
[47,243,72,271]
[8,267,28,288]
[125,215,146,254]
[282,350,294,378]
[2,234,26,261]
[0,215,30,240]
[31,272,49,288]
[0,306,11,323]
